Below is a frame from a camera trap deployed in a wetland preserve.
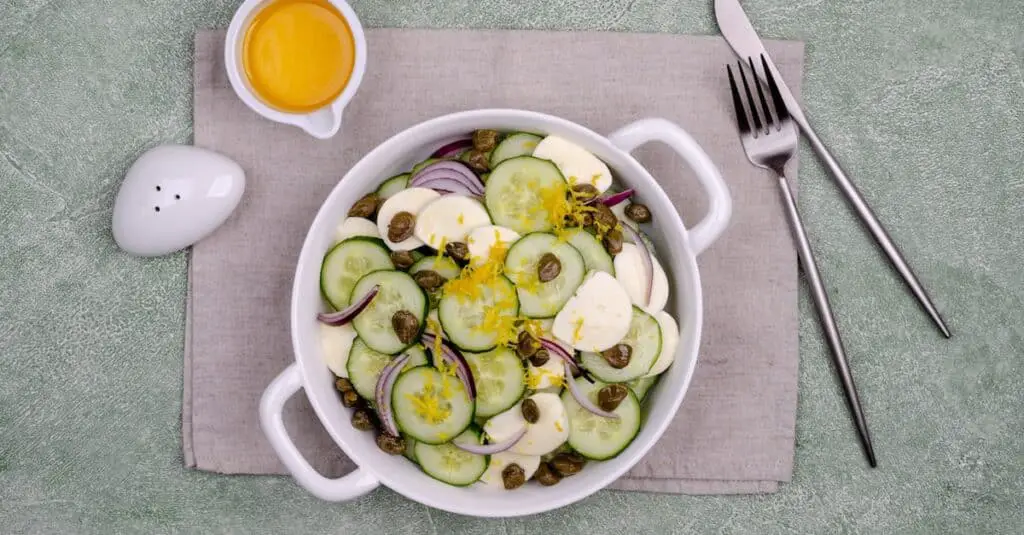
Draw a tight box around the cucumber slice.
[376,173,410,199]
[392,366,474,444]
[628,375,658,401]
[490,132,543,167]
[410,255,462,281]
[411,157,441,176]
[438,275,519,351]
[580,307,662,382]
[351,270,428,354]
[345,338,429,400]
[403,436,418,461]
[320,237,394,309]
[563,228,615,275]
[413,427,487,486]
[561,377,641,460]
[484,156,567,234]
[464,347,526,418]
[504,233,586,318]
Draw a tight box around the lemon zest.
[434,236,449,269]
[554,420,564,433]
[572,317,585,345]
[406,384,451,424]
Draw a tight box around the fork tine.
[726,65,751,135]
[737,61,763,133]
[761,54,790,122]
[749,56,773,130]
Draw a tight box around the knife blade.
[714,0,808,127]
[714,0,952,340]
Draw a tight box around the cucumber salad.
[318,129,680,490]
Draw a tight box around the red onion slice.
[564,361,619,419]
[415,176,480,196]
[410,161,484,195]
[453,426,527,455]
[584,188,634,206]
[420,333,476,400]
[376,352,412,436]
[431,138,473,159]
[539,338,578,371]
[621,224,653,307]
[317,285,380,325]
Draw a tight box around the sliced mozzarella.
[483,393,569,456]
[334,217,380,243]
[513,393,569,455]
[614,243,669,313]
[533,385,564,396]
[413,195,491,250]
[552,271,632,352]
[646,311,680,376]
[526,353,565,389]
[610,202,639,234]
[483,404,528,444]
[532,135,613,193]
[375,187,440,251]
[478,452,541,489]
[319,323,357,377]
[466,225,520,266]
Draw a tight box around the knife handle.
[797,119,951,338]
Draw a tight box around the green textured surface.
[1,0,1022,533]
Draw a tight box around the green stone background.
[1,0,1021,532]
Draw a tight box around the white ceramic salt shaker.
[112,144,245,256]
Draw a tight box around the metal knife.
[714,0,951,339]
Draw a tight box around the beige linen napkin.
[184,28,803,494]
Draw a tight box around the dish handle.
[607,118,732,255]
[259,363,381,501]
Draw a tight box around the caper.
[516,331,540,359]
[348,193,379,219]
[624,203,652,223]
[501,463,527,490]
[340,388,360,408]
[472,129,501,152]
[387,211,415,243]
[597,384,629,412]
[464,149,490,173]
[602,228,624,255]
[445,241,470,263]
[390,250,416,270]
[533,462,562,486]
[413,269,446,291]
[528,349,550,368]
[571,183,600,201]
[521,398,540,424]
[376,433,406,455]
[550,452,586,476]
[593,202,619,229]
[351,408,376,431]
[335,377,355,393]
[601,343,632,369]
[391,310,420,344]
[536,252,562,282]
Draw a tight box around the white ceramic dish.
[260,109,732,517]
[224,0,367,139]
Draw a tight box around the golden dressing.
[242,0,355,113]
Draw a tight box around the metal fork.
[728,55,877,467]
